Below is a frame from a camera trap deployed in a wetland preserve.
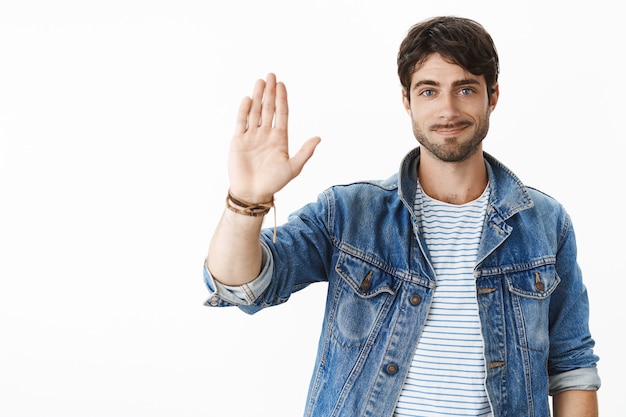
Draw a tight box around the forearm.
[207,209,265,286]
[552,390,598,417]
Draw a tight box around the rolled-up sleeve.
[204,240,274,309]
[549,367,601,395]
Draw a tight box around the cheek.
[408,106,429,124]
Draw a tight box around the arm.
[552,390,598,417]
[207,73,321,286]
[548,210,600,416]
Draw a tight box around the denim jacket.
[204,147,600,417]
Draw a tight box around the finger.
[248,78,265,129]
[274,81,288,131]
[289,136,321,176]
[260,73,277,127]
[234,96,252,135]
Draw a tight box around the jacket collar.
[398,147,534,221]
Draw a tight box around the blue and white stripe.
[394,183,492,417]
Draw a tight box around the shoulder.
[526,186,568,217]
[324,174,399,203]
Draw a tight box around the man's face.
[402,53,499,163]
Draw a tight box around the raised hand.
[228,73,321,203]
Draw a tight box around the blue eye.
[460,88,474,95]
[421,89,436,97]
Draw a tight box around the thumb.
[289,136,321,177]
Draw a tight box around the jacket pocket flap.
[335,252,396,298]
[506,261,560,299]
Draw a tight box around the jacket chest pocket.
[328,252,398,348]
[505,261,560,351]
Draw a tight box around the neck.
[417,149,488,205]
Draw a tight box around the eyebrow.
[412,78,482,90]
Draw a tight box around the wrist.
[226,191,274,217]
[227,187,274,204]
[225,190,277,243]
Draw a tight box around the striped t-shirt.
[394,182,492,417]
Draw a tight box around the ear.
[401,89,411,114]
[488,83,500,112]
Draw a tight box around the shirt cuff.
[549,367,601,395]
[204,240,274,307]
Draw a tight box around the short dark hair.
[397,16,499,100]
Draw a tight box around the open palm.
[228,73,321,203]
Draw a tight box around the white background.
[0,1,622,416]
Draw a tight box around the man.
[205,16,600,416]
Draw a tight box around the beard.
[411,108,491,163]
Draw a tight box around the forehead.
[410,53,484,87]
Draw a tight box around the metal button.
[386,364,398,375]
[410,294,421,305]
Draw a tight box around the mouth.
[430,122,472,136]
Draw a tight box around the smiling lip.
[436,127,465,135]
[432,127,466,138]
[431,122,471,136]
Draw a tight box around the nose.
[437,93,461,120]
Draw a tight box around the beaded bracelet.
[226,191,277,242]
